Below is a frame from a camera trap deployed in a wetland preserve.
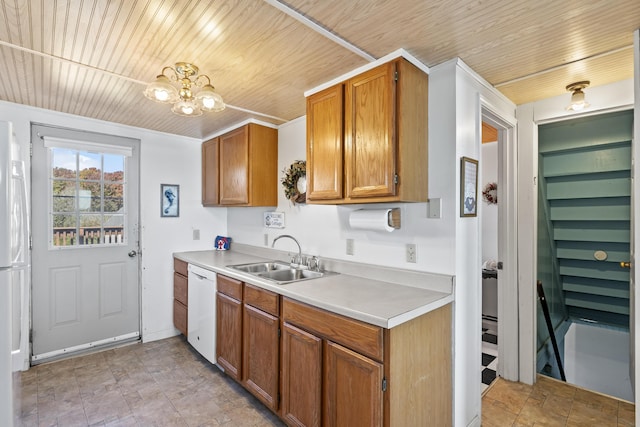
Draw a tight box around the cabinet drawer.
[218,274,243,300]
[174,258,188,276]
[244,284,279,316]
[173,300,188,336]
[174,272,188,306]
[282,298,384,362]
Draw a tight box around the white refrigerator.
[1,120,29,427]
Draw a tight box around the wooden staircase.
[538,110,633,329]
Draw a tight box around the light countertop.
[174,246,454,329]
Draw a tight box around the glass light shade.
[143,75,179,103]
[566,89,590,111]
[171,99,203,116]
[196,84,226,112]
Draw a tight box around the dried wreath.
[281,160,307,205]
[482,182,498,205]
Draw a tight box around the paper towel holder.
[350,208,401,229]
[387,208,401,229]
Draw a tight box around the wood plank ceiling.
[0,0,638,138]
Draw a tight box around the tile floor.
[13,336,284,426]
[482,325,499,393]
[482,375,635,426]
[13,335,636,426]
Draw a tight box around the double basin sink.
[227,260,336,284]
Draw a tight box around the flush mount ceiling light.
[144,62,225,117]
[565,81,590,111]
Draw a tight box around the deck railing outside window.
[52,226,124,246]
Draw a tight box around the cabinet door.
[202,137,220,206]
[219,126,249,205]
[216,292,243,380]
[306,84,344,201]
[173,300,187,337]
[324,341,383,427]
[242,304,279,411]
[281,323,322,427]
[344,61,397,199]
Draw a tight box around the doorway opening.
[30,123,142,364]
[480,104,519,391]
[535,110,634,401]
[481,121,499,392]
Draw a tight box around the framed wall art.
[161,184,180,217]
[460,157,478,217]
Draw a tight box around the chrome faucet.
[272,234,302,266]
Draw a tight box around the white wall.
[0,100,227,356]
[564,322,633,402]
[481,141,498,263]
[516,79,635,386]
[227,59,516,427]
[228,117,457,274]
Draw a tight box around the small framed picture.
[460,157,478,217]
[161,184,179,217]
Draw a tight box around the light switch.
[427,198,441,218]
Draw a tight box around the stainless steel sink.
[259,268,324,282]
[227,260,336,284]
[229,261,290,274]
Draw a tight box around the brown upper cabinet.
[202,123,278,206]
[306,58,428,204]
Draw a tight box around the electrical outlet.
[346,239,354,255]
[264,234,269,246]
[406,243,416,263]
[192,229,200,240]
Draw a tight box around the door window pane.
[52,148,77,178]
[52,181,76,212]
[104,183,124,213]
[79,152,101,180]
[50,147,126,247]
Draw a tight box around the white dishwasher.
[187,264,217,364]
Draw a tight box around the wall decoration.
[264,211,285,228]
[460,157,478,217]
[161,184,179,217]
[482,182,498,205]
[282,160,306,205]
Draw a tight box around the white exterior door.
[31,124,140,361]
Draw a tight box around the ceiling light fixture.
[565,81,590,111]
[144,62,225,117]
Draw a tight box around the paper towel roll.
[348,209,397,232]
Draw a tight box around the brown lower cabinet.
[281,323,322,427]
[216,274,452,426]
[323,341,383,426]
[173,258,188,336]
[216,275,243,381]
[242,284,280,411]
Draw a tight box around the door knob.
[620,261,631,268]
[128,250,137,258]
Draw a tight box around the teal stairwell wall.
[538,110,634,331]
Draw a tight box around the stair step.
[567,307,629,329]
[564,292,629,315]
[553,221,630,243]
[562,277,629,299]
[542,143,631,178]
[546,173,630,200]
[556,241,629,262]
[549,197,630,221]
[559,260,630,282]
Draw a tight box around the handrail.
[537,280,566,381]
